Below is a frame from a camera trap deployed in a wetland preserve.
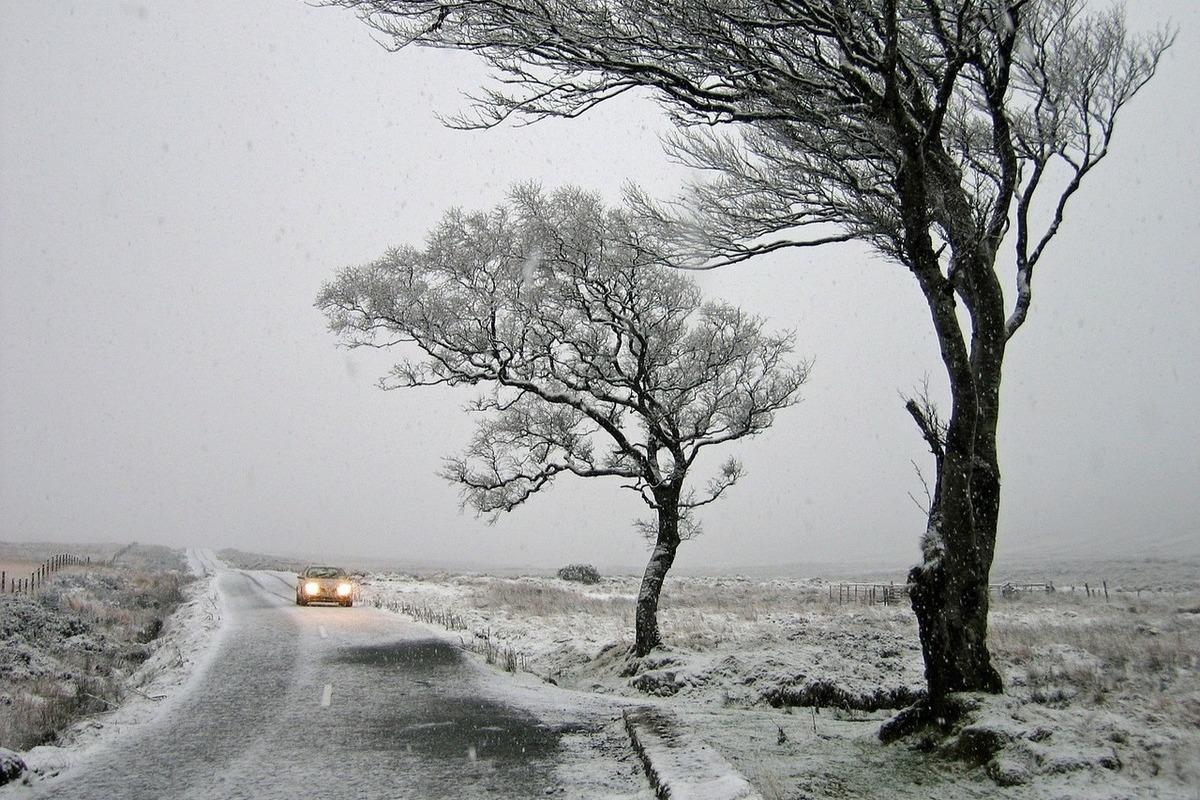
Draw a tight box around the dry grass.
[0,559,40,576]
[462,575,828,623]
[467,578,630,617]
[0,675,122,750]
[661,579,826,618]
[989,592,1200,715]
[406,574,916,664]
[0,557,192,751]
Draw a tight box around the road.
[28,551,650,800]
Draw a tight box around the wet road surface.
[29,552,648,799]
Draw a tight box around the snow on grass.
[1,548,225,788]
[364,573,925,707]
[363,570,1200,799]
[0,555,190,751]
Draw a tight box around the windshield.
[304,567,345,579]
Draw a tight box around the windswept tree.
[317,186,808,656]
[328,0,1172,719]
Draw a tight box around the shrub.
[557,564,600,585]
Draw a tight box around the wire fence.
[2,552,92,596]
[367,595,532,673]
[828,579,1119,605]
[829,582,907,606]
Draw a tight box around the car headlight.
[336,582,352,597]
[304,581,321,595]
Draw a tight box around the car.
[295,566,355,607]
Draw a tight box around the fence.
[829,578,1128,607]
[368,595,531,673]
[990,581,1054,598]
[829,582,907,606]
[991,580,1123,601]
[3,552,91,596]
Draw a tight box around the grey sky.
[2,1,1197,571]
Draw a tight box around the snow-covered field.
[362,569,1200,799]
[0,548,222,787]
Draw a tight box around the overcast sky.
[2,1,1197,572]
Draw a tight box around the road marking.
[319,625,327,639]
[320,684,332,708]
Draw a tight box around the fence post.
[1103,580,1109,602]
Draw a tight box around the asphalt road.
[29,552,649,799]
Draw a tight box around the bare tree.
[327,0,1171,722]
[317,186,808,656]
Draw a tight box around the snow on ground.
[362,570,1200,799]
[624,705,763,800]
[3,549,224,788]
[364,573,925,707]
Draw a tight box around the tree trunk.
[908,511,1004,703]
[634,494,681,657]
[898,210,1008,711]
[908,369,1004,706]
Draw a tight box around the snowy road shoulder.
[3,548,227,789]
[624,706,763,800]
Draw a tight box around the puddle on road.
[330,639,462,669]
[371,694,561,762]
[327,640,578,766]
